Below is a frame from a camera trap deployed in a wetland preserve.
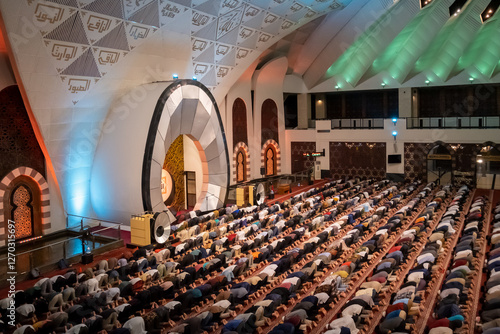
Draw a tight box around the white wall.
[183,135,203,203]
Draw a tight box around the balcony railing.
[331,118,385,129]
[406,116,500,129]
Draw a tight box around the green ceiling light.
[469,77,474,83]
[381,82,386,88]
[369,1,448,84]
[413,0,483,82]
[425,79,430,85]
[455,15,500,78]
[335,85,340,90]
[325,0,408,86]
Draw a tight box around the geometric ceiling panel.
[43,40,89,73]
[80,10,122,44]
[216,5,245,40]
[93,46,128,76]
[123,0,155,19]
[214,43,235,64]
[47,0,78,7]
[216,24,240,44]
[241,6,265,28]
[125,22,158,50]
[191,10,217,34]
[93,22,130,51]
[60,48,101,77]
[193,19,217,39]
[167,0,192,8]
[44,13,90,45]
[194,0,221,16]
[237,26,258,49]
[128,1,160,28]
[83,0,125,19]
[193,42,215,63]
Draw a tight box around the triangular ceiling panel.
[92,46,128,75]
[261,14,282,35]
[83,0,125,19]
[193,43,215,63]
[159,3,192,33]
[193,0,221,16]
[214,43,235,63]
[128,1,160,28]
[93,22,130,51]
[125,22,158,50]
[191,10,216,34]
[193,19,217,39]
[123,0,154,19]
[216,5,245,40]
[236,26,257,47]
[167,0,192,8]
[200,65,217,86]
[191,38,213,58]
[47,0,79,7]
[44,13,90,45]
[43,40,89,73]
[80,10,121,44]
[216,24,239,44]
[215,65,231,84]
[216,47,236,66]
[34,3,77,36]
[193,62,212,79]
[61,48,101,77]
[241,5,265,27]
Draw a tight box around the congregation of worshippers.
[2,179,500,334]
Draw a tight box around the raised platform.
[0,229,123,287]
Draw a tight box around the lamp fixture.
[381,82,386,88]
[192,76,197,81]
[469,77,474,83]
[173,74,178,79]
[425,80,430,85]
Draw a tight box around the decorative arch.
[0,167,50,246]
[261,99,279,146]
[261,139,281,176]
[232,98,248,148]
[233,142,250,183]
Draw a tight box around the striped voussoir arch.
[233,142,251,183]
[261,139,281,175]
[0,167,51,246]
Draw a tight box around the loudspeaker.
[260,167,265,175]
[82,253,93,264]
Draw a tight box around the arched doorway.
[265,145,277,176]
[2,175,43,241]
[476,144,500,189]
[427,143,453,185]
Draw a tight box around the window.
[11,184,34,240]
[236,149,247,182]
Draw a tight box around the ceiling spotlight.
[392,131,398,136]
[469,77,474,83]
[173,74,178,79]
[335,85,339,90]
[381,82,386,88]
[392,118,397,125]
[192,76,197,81]
[477,159,483,163]
[425,79,430,85]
